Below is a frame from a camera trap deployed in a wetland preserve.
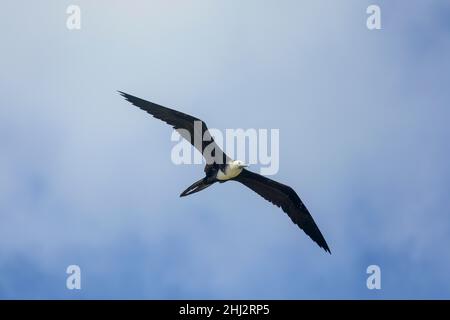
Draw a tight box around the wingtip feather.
[321,243,331,254]
[117,90,128,98]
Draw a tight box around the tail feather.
[180,178,215,197]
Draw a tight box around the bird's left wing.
[119,91,230,165]
[233,169,331,253]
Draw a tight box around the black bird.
[119,91,331,254]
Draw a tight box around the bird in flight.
[119,91,330,254]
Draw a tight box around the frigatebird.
[119,91,331,253]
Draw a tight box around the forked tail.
[180,177,215,197]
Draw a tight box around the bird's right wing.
[233,169,330,253]
[119,91,230,165]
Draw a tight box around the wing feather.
[119,91,229,164]
[234,169,330,253]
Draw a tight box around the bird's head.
[232,160,249,169]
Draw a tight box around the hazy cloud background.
[1,1,449,298]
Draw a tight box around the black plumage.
[118,91,228,165]
[234,169,330,253]
[119,91,330,254]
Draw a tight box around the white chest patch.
[216,164,243,181]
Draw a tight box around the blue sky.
[1,1,450,299]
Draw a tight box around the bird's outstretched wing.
[119,91,230,165]
[233,169,330,253]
